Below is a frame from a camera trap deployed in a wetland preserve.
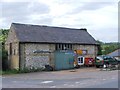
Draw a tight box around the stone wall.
[5,42,19,69]
[5,27,19,44]
[73,44,98,58]
[19,43,97,69]
[5,26,20,69]
[20,43,55,69]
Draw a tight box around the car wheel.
[96,65,100,68]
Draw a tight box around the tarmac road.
[1,67,119,88]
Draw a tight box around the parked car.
[95,56,104,68]
[95,55,118,68]
[115,59,120,70]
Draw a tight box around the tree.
[0,29,9,70]
[96,40,103,55]
[0,29,9,46]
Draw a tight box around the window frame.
[55,43,72,50]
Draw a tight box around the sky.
[0,0,119,42]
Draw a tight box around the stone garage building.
[5,23,98,70]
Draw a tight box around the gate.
[54,50,74,70]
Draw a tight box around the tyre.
[96,65,100,68]
[45,65,53,71]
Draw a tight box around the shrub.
[2,67,45,75]
[2,49,8,71]
[19,67,45,73]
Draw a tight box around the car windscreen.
[96,57,103,60]
[103,56,117,61]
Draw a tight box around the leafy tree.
[96,40,119,55]
[96,40,103,55]
[0,29,9,46]
[102,42,120,55]
[0,29,9,70]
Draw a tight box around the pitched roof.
[107,49,120,57]
[10,23,97,44]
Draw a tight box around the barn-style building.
[5,23,98,70]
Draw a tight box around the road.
[1,67,119,88]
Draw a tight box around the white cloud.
[0,0,118,42]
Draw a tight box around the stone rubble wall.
[24,43,51,69]
[73,45,98,58]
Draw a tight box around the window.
[55,44,72,50]
[78,57,83,63]
[10,43,12,55]
[81,58,83,63]
[78,56,84,65]
[13,49,16,55]
[96,56,103,60]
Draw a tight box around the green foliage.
[2,49,8,70]
[1,69,19,75]
[96,40,102,55]
[102,43,120,55]
[0,29,9,44]
[96,40,104,44]
[0,29,9,71]
[1,67,45,75]
[97,45,102,55]
[19,67,45,73]
[96,40,119,55]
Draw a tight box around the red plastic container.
[84,58,95,66]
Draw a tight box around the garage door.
[54,50,74,70]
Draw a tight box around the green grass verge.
[0,70,2,75]
[1,67,45,75]
[1,69,19,75]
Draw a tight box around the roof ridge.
[12,22,87,31]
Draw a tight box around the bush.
[19,67,45,73]
[2,49,8,71]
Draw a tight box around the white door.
[78,56,84,65]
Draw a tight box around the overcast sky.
[0,0,119,42]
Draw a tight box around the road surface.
[1,67,119,88]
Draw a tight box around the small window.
[78,57,83,63]
[55,44,73,50]
[13,49,16,55]
[58,44,61,49]
[69,44,72,50]
[62,44,64,50]
[10,43,12,55]
[81,58,83,63]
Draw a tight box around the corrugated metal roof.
[107,49,120,57]
[11,23,97,44]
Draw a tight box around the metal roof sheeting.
[108,49,120,57]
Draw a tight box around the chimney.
[80,28,87,31]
